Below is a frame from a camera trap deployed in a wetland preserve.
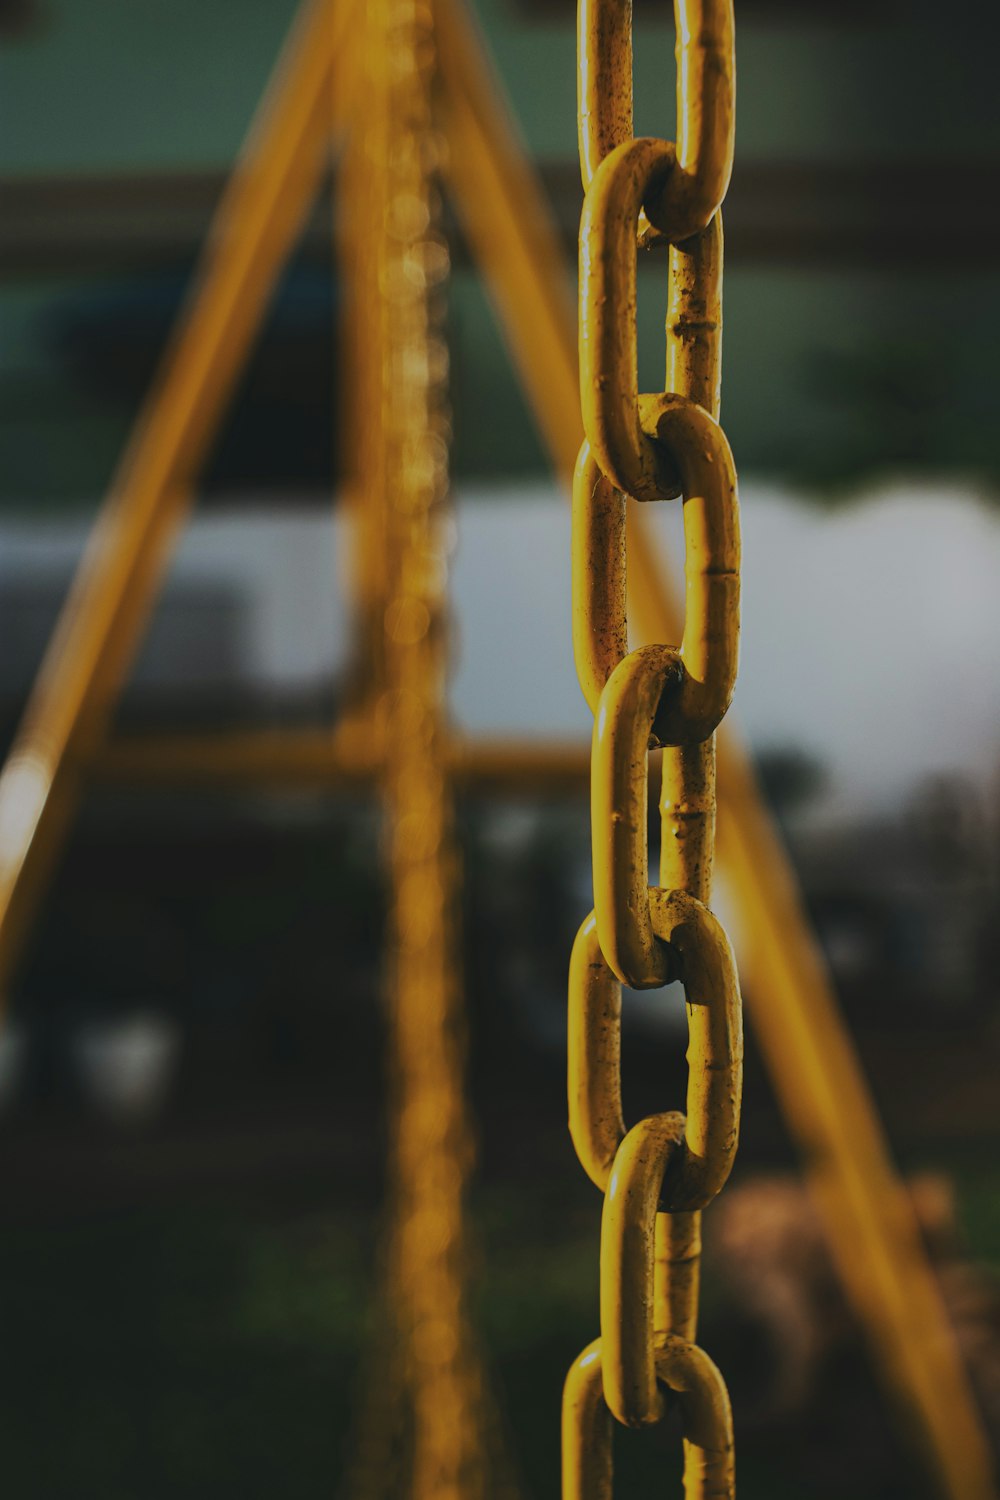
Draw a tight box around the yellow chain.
[345,3,501,1497]
[564,2,741,1493]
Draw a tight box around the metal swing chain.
[564,3,742,1495]
[344,3,502,1498]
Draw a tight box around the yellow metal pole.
[0,0,350,999]
[94,727,591,792]
[436,0,577,477]
[434,1,997,1494]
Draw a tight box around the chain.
[564,2,741,1494]
[344,2,504,1498]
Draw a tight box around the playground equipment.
[0,1,994,1495]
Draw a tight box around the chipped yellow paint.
[566,0,741,1490]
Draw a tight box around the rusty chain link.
[564,0,742,1491]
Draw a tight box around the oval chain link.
[577,0,735,243]
[564,0,741,1490]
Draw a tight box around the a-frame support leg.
[433,0,997,1495]
[0,0,351,992]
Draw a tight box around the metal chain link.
[564,2,741,1493]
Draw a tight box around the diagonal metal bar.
[0,0,350,996]
[434,0,997,1494]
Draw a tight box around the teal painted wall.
[6,1,995,173]
[1,0,997,507]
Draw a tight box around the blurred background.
[1,0,1000,1496]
